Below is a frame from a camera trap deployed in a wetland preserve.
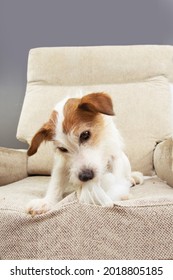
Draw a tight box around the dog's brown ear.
[78,92,115,116]
[27,111,57,156]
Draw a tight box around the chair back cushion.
[17,46,173,175]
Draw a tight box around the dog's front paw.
[26,198,52,217]
[131,171,144,186]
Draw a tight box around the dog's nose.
[78,169,94,182]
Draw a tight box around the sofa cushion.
[1,176,173,210]
[25,46,173,85]
[0,175,173,259]
[17,76,172,175]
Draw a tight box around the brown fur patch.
[63,98,96,134]
[27,110,58,156]
[28,93,114,155]
[63,92,114,136]
[62,99,106,147]
[79,92,115,116]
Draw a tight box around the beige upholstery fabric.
[1,45,173,260]
[26,45,173,85]
[27,142,54,175]
[0,147,27,186]
[154,138,173,187]
[0,175,173,259]
[17,47,173,176]
[26,77,172,175]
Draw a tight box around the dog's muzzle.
[78,169,94,182]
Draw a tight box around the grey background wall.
[0,0,173,149]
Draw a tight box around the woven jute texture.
[0,176,173,259]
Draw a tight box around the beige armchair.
[0,45,173,259]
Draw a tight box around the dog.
[27,92,143,216]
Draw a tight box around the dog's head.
[28,92,115,184]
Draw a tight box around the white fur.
[79,173,131,207]
[26,95,143,216]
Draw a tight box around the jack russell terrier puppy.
[27,92,143,216]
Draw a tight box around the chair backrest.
[17,45,173,175]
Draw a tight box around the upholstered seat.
[0,45,173,259]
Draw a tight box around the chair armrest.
[0,147,28,186]
[154,138,173,187]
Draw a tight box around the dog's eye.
[57,147,68,153]
[80,130,91,144]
